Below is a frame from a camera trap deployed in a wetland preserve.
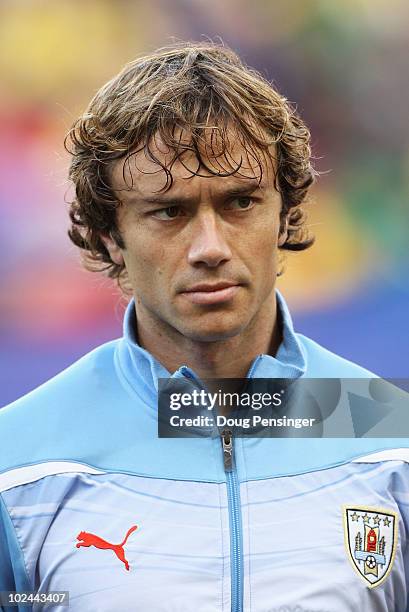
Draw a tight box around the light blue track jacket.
[1,291,409,611]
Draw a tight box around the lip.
[180,282,241,305]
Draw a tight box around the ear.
[101,233,125,266]
[278,216,289,247]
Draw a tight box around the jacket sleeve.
[0,494,31,612]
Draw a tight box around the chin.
[179,318,248,343]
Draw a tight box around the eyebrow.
[136,180,267,206]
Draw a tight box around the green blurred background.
[1,0,408,404]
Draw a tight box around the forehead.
[110,126,276,199]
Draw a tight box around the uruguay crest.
[343,506,398,588]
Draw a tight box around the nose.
[187,211,232,268]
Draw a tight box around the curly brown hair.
[65,42,316,286]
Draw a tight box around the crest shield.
[343,505,398,588]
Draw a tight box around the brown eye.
[237,197,251,208]
[226,196,254,210]
[165,206,179,218]
[152,206,181,220]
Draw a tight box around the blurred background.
[1,0,408,405]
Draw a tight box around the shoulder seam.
[0,461,105,493]
[352,448,409,464]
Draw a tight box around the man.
[1,43,408,612]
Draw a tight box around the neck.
[133,291,281,379]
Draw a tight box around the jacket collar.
[116,289,306,405]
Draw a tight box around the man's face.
[106,131,287,342]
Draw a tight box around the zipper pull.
[221,429,234,471]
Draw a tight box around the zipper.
[221,429,243,612]
[177,366,245,611]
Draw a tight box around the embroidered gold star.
[351,512,359,522]
[383,516,391,527]
[373,515,381,525]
